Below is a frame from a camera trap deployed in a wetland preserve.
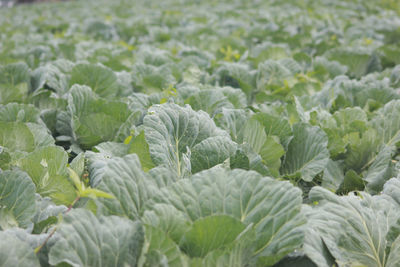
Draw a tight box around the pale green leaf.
[0,170,36,230]
[144,103,228,177]
[69,63,119,97]
[139,225,186,267]
[282,123,329,181]
[127,130,155,172]
[0,232,40,267]
[0,121,35,153]
[190,136,236,173]
[49,209,144,267]
[67,85,131,149]
[92,154,157,220]
[307,187,400,267]
[151,167,306,265]
[17,146,76,205]
[180,215,246,258]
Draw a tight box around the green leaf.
[0,232,40,267]
[343,129,380,171]
[32,195,67,233]
[0,62,30,104]
[0,147,11,170]
[142,203,190,244]
[282,123,329,181]
[0,170,36,230]
[180,215,246,258]
[240,143,270,176]
[0,103,41,123]
[139,225,185,267]
[338,170,364,193]
[229,148,250,171]
[144,103,228,177]
[68,167,83,193]
[0,121,35,153]
[184,89,234,115]
[69,152,85,178]
[372,100,400,148]
[216,63,256,99]
[214,108,249,143]
[127,130,155,172]
[326,48,381,78]
[69,63,119,97]
[187,223,256,267]
[321,159,344,192]
[151,167,306,265]
[364,146,395,194]
[242,118,266,153]
[259,136,285,177]
[67,85,132,149]
[30,60,72,94]
[26,122,55,148]
[49,209,144,267]
[131,63,176,93]
[252,113,292,149]
[91,154,157,220]
[307,187,400,267]
[190,136,236,173]
[240,118,284,176]
[387,235,400,267]
[383,177,400,207]
[256,60,292,91]
[17,146,76,205]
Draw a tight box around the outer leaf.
[144,103,228,177]
[259,136,285,177]
[343,129,380,171]
[17,146,76,205]
[67,85,132,149]
[321,159,344,192]
[0,170,36,229]
[252,113,292,149]
[0,63,29,104]
[383,178,400,206]
[242,119,266,153]
[139,225,185,267]
[387,235,400,267]
[372,100,400,147]
[151,167,306,265]
[69,63,119,97]
[282,123,329,181]
[127,130,155,172]
[69,152,85,178]
[142,203,190,244]
[0,103,41,123]
[0,121,35,153]
[0,232,40,267]
[32,195,67,224]
[326,48,380,78]
[180,215,246,258]
[215,108,249,143]
[49,209,144,267]
[307,187,400,267]
[190,136,236,173]
[364,146,395,194]
[184,89,233,115]
[92,154,157,220]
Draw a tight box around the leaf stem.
[66,195,81,212]
[35,195,80,254]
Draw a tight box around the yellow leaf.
[81,188,115,199]
[124,135,132,145]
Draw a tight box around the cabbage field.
[1,0,400,266]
